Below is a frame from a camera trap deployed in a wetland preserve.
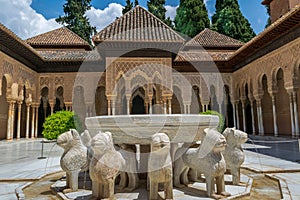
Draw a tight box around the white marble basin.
[85,114,219,144]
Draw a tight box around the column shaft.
[250,102,256,135]
[271,96,278,136]
[6,102,12,140]
[232,103,237,128]
[242,101,246,132]
[35,105,39,138]
[26,104,30,139]
[293,92,299,137]
[31,106,35,138]
[289,93,295,137]
[235,103,240,129]
[168,98,172,114]
[17,102,22,139]
[107,100,111,116]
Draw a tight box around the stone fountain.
[53,114,253,200]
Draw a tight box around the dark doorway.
[131,95,145,114]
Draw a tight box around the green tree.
[56,0,96,44]
[174,0,210,38]
[147,0,173,27]
[265,5,271,28]
[135,0,139,6]
[211,0,256,42]
[42,111,83,140]
[201,110,225,133]
[123,0,133,14]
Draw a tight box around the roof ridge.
[92,5,185,43]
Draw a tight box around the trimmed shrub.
[201,110,225,133]
[42,111,83,140]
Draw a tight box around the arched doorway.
[172,86,183,114]
[224,85,234,127]
[190,86,201,114]
[131,88,145,114]
[95,86,107,116]
[261,75,274,135]
[276,69,292,135]
[245,84,253,134]
[0,77,8,139]
[54,86,65,112]
[38,87,51,135]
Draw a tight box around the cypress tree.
[56,0,96,44]
[174,0,210,38]
[147,0,173,27]
[123,0,133,14]
[265,5,271,28]
[211,0,256,42]
[135,0,139,6]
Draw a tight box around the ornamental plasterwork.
[54,76,64,86]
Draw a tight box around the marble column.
[16,101,22,140]
[241,100,246,132]
[271,95,278,137]
[232,103,237,128]
[26,104,30,139]
[31,106,35,138]
[293,92,299,137]
[126,95,131,115]
[289,93,295,137]
[163,98,167,114]
[256,99,264,135]
[250,101,256,135]
[107,99,111,115]
[6,101,12,140]
[235,102,240,130]
[35,104,39,138]
[149,96,153,114]
[10,101,16,140]
[168,98,172,114]
[111,99,116,115]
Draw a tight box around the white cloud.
[165,5,178,21]
[86,3,123,32]
[0,0,61,39]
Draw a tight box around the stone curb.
[265,174,292,200]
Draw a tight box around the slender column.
[112,99,116,116]
[241,100,246,132]
[35,105,39,138]
[232,103,237,128]
[49,101,54,114]
[10,101,16,140]
[16,101,22,140]
[218,103,222,116]
[126,96,130,115]
[163,98,167,114]
[107,99,111,115]
[149,97,153,114]
[26,104,31,139]
[183,104,187,114]
[145,101,149,114]
[235,102,240,129]
[257,99,264,135]
[187,104,191,114]
[6,101,12,140]
[293,92,299,137]
[250,101,256,135]
[202,104,205,112]
[271,96,278,137]
[289,93,295,137]
[31,106,35,138]
[168,98,172,114]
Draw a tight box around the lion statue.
[148,133,173,200]
[222,127,248,185]
[57,129,88,193]
[89,131,125,199]
[174,128,230,199]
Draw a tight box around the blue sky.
[0,0,268,39]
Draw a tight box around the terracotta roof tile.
[26,27,91,50]
[92,6,185,43]
[184,28,244,49]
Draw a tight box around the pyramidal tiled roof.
[184,28,244,49]
[26,27,91,50]
[92,6,185,44]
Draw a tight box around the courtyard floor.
[0,136,300,199]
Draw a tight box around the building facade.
[1,2,300,140]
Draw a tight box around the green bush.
[201,110,225,133]
[42,111,83,140]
